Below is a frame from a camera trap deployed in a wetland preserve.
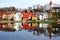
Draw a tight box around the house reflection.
[0,23,15,32]
[39,23,48,28]
[14,22,22,31]
[32,23,38,28]
[0,22,60,39]
[22,23,32,29]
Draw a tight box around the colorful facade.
[22,12,32,21]
[32,13,37,20]
[13,12,23,21]
[0,12,15,20]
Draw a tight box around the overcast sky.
[0,0,60,8]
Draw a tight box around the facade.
[22,11,32,21]
[0,12,15,20]
[36,12,48,20]
[0,12,7,20]
[2,14,7,20]
[32,13,37,20]
[6,12,15,20]
[13,12,23,21]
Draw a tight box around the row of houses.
[0,1,60,21]
[0,11,48,21]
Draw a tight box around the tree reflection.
[33,27,44,36]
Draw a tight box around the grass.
[0,20,57,24]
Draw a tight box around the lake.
[0,22,60,40]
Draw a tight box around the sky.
[0,0,60,8]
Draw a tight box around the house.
[36,12,48,20]
[6,12,15,20]
[36,12,43,20]
[0,12,15,20]
[1,12,7,20]
[32,12,37,20]
[13,12,23,21]
[22,10,32,21]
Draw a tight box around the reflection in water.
[14,22,22,31]
[22,23,32,29]
[0,22,60,40]
[0,23,15,32]
[39,23,48,28]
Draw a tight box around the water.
[0,22,60,40]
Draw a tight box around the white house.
[36,12,48,20]
[42,12,48,19]
[13,12,23,21]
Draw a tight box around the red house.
[0,12,15,20]
[22,11,32,21]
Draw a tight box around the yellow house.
[2,14,7,20]
[32,13,37,20]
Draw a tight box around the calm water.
[0,22,60,40]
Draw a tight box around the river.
[0,22,60,40]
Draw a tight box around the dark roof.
[33,9,42,12]
[53,7,60,9]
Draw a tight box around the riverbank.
[0,20,57,24]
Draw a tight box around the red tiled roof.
[0,12,15,16]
